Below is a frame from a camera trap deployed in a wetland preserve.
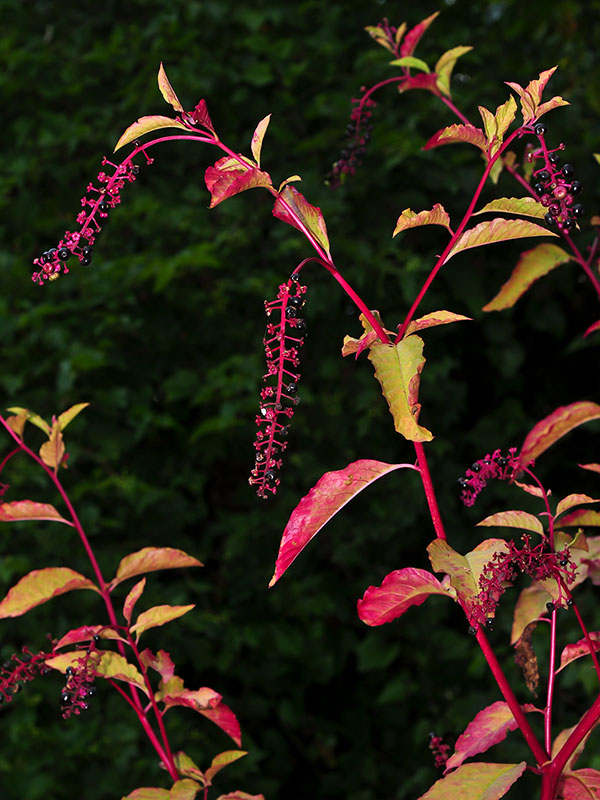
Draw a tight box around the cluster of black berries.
[428,733,451,769]
[249,274,307,499]
[0,647,52,705]
[458,448,521,507]
[32,149,149,284]
[326,93,376,188]
[59,634,101,719]
[529,123,585,235]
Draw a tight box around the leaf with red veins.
[158,63,184,112]
[398,72,440,95]
[173,751,205,783]
[114,115,191,152]
[404,311,471,337]
[446,218,557,263]
[417,761,526,800]
[558,509,600,528]
[520,402,600,466]
[393,204,453,236]
[55,625,127,649]
[0,500,71,525]
[524,66,557,108]
[584,321,600,338]
[357,567,453,627]
[557,769,600,800]
[0,567,99,618]
[123,577,146,623]
[121,788,170,800]
[556,494,600,519]
[130,604,195,640]
[536,95,569,120]
[364,24,396,54]
[476,510,544,536]
[140,648,175,683]
[205,154,272,208]
[46,650,149,695]
[511,582,552,644]
[342,330,379,359]
[473,197,547,220]
[205,751,248,783]
[110,546,203,588]
[557,632,600,673]
[400,11,439,58]
[272,185,330,256]
[445,701,538,773]
[250,114,271,168]
[269,460,418,587]
[423,124,487,153]
[427,540,478,615]
[434,46,472,99]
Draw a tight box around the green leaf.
[0,567,99,618]
[57,402,89,430]
[494,96,518,141]
[389,56,430,73]
[269,460,418,586]
[114,115,190,152]
[434,46,472,98]
[427,540,478,615]
[476,510,544,536]
[357,567,452,626]
[511,582,552,644]
[205,751,248,783]
[123,577,146,624]
[172,752,205,783]
[364,24,396,54]
[272,185,330,256]
[158,63,184,112]
[0,500,71,525]
[404,310,471,337]
[46,649,149,695]
[121,788,170,800]
[130,604,195,640]
[7,407,50,435]
[205,154,272,208]
[250,114,271,168]
[170,780,202,800]
[417,762,526,800]
[483,243,571,311]
[520,402,600,465]
[478,105,497,145]
[367,335,433,442]
[110,546,203,588]
[446,218,557,262]
[393,204,452,236]
[465,539,510,588]
[473,197,546,220]
[423,124,487,153]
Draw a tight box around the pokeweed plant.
[21,9,600,800]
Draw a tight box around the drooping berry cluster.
[32,147,150,284]
[529,123,585,235]
[60,636,101,719]
[0,647,52,705]
[428,732,451,769]
[326,92,375,188]
[458,448,522,507]
[249,273,307,499]
[468,535,577,631]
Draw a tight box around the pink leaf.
[557,769,600,800]
[197,702,242,747]
[130,604,195,640]
[0,500,71,525]
[417,761,526,800]
[558,632,600,673]
[0,567,99,618]
[393,204,452,236]
[584,321,600,338]
[188,100,214,132]
[520,402,600,465]
[269,460,418,587]
[398,73,440,95]
[272,185,330,256]
[357,568,451,626]
[580,463,600,474]
[423,124,487,153]
[404,311,471,337]
[55,625,127,649]
[110,546,203,588]
[400,12,439,58]
[158,63,184,112]
[445,702,538,772]
[114,115,190,152]
[556,494,600,518]
[205,155,272,208]
[123,577,146,623]
[557,509,600,528]
[140,649,175,683]
[446,218,557,262]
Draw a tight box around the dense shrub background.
[1,1,600,798]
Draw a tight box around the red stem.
[413,442,446,540]
[545,609,558,753]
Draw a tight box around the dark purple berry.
[81,245,93,257]
[540,194,552,207]
[458,477,469,488]
[497,457,508,468]
[57,247,70,260]
[288,295,303,309]
[549,203,561,216]
[39,253,48,265]
[92,635,101,645]
[80,256,92,267]
[546,602,555,612]
[98,200,109,213]
[470,463,481,472]
[285,306,298,319]
[534,123,547,136]
[562,219,575,233]
[559,558,569,566]
[544,212,556,226]
[548,152,561,165]
[572,203,585,217]
[65,667,74,677]
[536,170,550,182]
[264,470,276,482]
[286,383,298,395]
[570,180,583,195]
[87,686,97,697]
[485,618,494,631]
[468,625,478,635]
[533,182,546,196]
[566,598,573,607]
[47,248,57,259]
[561,163,574,178]
[61,692,71,705]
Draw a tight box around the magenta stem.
[439,95,471,126]
[545,609,558,753]
[413,442,446,540]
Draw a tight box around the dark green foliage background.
[1,0,600,798]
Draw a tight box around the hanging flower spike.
[0,646,53,705]
[326,92,376,188]
[428,732,451,769]
[249,273,308,498]
[458,447,522,507]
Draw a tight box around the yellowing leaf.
[511,582,552,644]
[423,124,487,153]
[478,105,497,145]
[556,494,600,519]
[367,335,433,442]
[57,402,89,431]
[272,185,330,257]
[525,66,557,107]
[170,779,202,800]
[417,761,526,800]
[483,243,571,311]
[404,310,471,337]
[158,63,184,112]
[476,510,544,536]
[94,651,149,695]
[520,402,600,465]
[465,539,510,588]
[473,197,546,220]
[173,752,205,783]
[250,114,271,168]
[389,56,430,73]
[0,567,99,618]
[123,577,146,623]
[536,95,569,120]
[111,546,203,588]
[7,407,50,435]
[393,204,452,236]
[121,788,170,800]
[115,115,190,152]
[427,540,478,614]
[55,625,127,649]
[131,604,195,640]
[0,500,71,525]
[205,751,248,783]
[205,154,272,208]
[494,96,518,140]
[39,423,65,470]
[446,217,557,262]
[434,46,472,98]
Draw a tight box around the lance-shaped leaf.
[580,463,600,474]
[46,650,149,695]
[404,310,471,337]
[140,649,175,683]
[511,582,551,644]
[272,185,330,256]
[0,567,99,618]
[173,751,205,783]
[158,62,184,112]
[110,546,203,588]
[364,24,396,54]
[552,724,596,772]
[473,197,547,220]
[557,632,600,673]
[515,621,540,693]
[198,703,242,747]
[205,155,272,208]
[368,335,433,442]
[357,568,452,627]
[434,46,472,98]
[417,762,526,800]
[7,406,50,434]
[39,423,65,470]
[269,460,417,586]
[57,402,89,431]
[584,321,600,338]
[483,243,571,311]
[205,751,247,783]
[250,114,271,168]
[55,625,127,649]
[115,115,190,152]
[535,95,569,119]
[556,509,600,528]
[557,769,600,800]
[520,402,600,466]
[427,540,478,615]
[525,66,558,107]
[0,500,71,525]
[393,204,452,236]
[130,604,195,640]
[476,510,544,536]
[556,494,600,519]
[122,789,170,800]
[446,218,557,262]
[160,684,241,745]
[479,105,497,146]
[445,702,538,773]
[389,56,430,73]
[170,780,201,800]
[400,12,439,58]
[494,96,518,141]
[123,577,146,624]
[423,124,487,153]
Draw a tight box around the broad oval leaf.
[0,500,71,525]
[404,310,471,337]
[556,494,600,519]
[520,402,600,466]
[556,509,600,528]
[57,402,89,431]
[446,218,557,262]
[557,769,600,800]
[400,12,439,58]
[39,425,65,470]
[205,154,272,208]
[205,750,248,783]
[511,582,551,644]
[111,546,203,588]
[558,632,600,673]
[423,124,487,153]
[473,197,546,220]
[427,540,478,614]
[55,625,127,649]
[389,56,430,73]
[158,62,184,112]
[357,567,451,626]
[272,185,330,257]
[250,114,271,167]
[121,788,170,800]
[434,46,472,98]
[483,243,571,311]
[0,567,99,618]
[131,604,195,639]
[393,204,452,236]
[418,762,526,800]
[123,577,146,624]
[270,460,417,586]
[476,510,544,536]
[115,115,190,152]
[170,780,202,800]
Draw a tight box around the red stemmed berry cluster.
[326,93,375,188]
[32,148,150,285]
[249,273,307,499]
[458,448,522,507]
[428,732,451,769]
[60,636,101,719]
[529,123,585,235]
[0,647,52,705]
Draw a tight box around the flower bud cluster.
[249,274,307,499]
[326,93,375,188]
[428,732,451,769]
[0,647,52,705]
[458,447,521,507]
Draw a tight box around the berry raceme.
[326,92,376,188]
[458,447,522,507]
[0,647,53,705]
[428,733,451,769]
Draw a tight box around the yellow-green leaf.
[115,116,190,152]
[423,124,487,153]
[57,402,89,431]
[427,540,478,614]
[446,218,557,262]
[511,582,552,644]
[393,204,452,236]
[389,56,430,73]
[434,46,472,98]
[94,651,149,695]
[170,779,202,800]
[0,567,99,618]
[205,751,248,783]
[477,510,544,536]
[7,407,50,435]
[473,197,546,220]
[158,63,184,112]
[39,423,65,470]
[465,539,510,588]
[121,788,170,800]
[0,500,71,525]
[250,114,271,168]
[272,185,330,256]
[131,604,195,640]
[404,310,471,337]
[556,494,600,519]
[417,761,526,800]
[494,96,518,140]
[520,402,600,465]
[111,546,203,588]
[123,577,146,624]
[172,752,205,784]
[478,105,497,145]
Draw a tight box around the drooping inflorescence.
[249,273,308,499]
[458,447,522,507]
[0,647,52,705]
[428,732,451,769]
[60,636,101,719]
[326,92,376,188]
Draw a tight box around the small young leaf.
[0,500,71,525]
[557,632,600,673]
[404,310,471,337]
[580,463,600,474]
[483,243,571,311]
[250,114,271,167]
[556,509,600,528]
[397,73,440,95]
[131,604,195,639]
[434,46,472,98]
[205,751,248,783]
[423,124,487,153]
[427,540,478,614]
[172,752,205,783]
[478,106,497,145]
[514,480,546,499]
[57,402,89,431]
[55,625,127,649]
[520,402,600,466]
[158,62,184,112]
[473,197,546,220]
[120,787,170,800]
[205,155,272,208]
[5,411,27,438]
[364,24,396,54]
[476,510,544,536]
[389,56,430,73]
[494,96,518,140]
[123,577,146,624]
[446,218,557,262]
[556,494,600,519]
[269,460,418,586]
[505,82,536,125]
[6,407,50,434]
[272,185,330,256]
[0,567,99,618]
[140,649,175,683]
[511,583,552,644]
[111,546,203,588]
[170,779,202,800]
[114,115,190,152]
[400,12,439,58]
[417,761,526,800]
[39,423,65,470]
[393,204,452,236]
[357,567,452,627]
[342,330,379,359]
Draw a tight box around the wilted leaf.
[205,751,247,783]
[342,330,379,358]
[483,243,571,311]
[269,460,417,586]
[250,114,271,167]
[158,63,184,112]
[357,568,452,626]
[511,583,551,644]
[400,12,439,58]
[446,218,557,262]
[423,124,487,153]
[123,578,146,623]
[557,632,600,673]
[131,604,195,639]
[140,649,175,683]
[434,46,472,98]
[170,780,201,800]
[115,115,190,152]
[0,500,71,525]
[427,540,478,615]
[205,154,272,208]
[417,761,526,800]
[39,424,65,470]
[121,788,170,800]
[0,567,99,618]
[272,185,330,256]
[515,621,539,694]
[404,310,471,337]
[57,402,89,431]
[556,769,600,800]
[55,625,127,649]
[389,56,430,72]
[520,402,600,465]
[556,495,600,519]
[111,547,203,588]
[476,510,544,536]
[473,197,546,220]
[393,204,452,236]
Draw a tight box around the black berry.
[572,203,585,217]
[561,163,575,178]
[92,635,101,645]
[562,219,575,233]
[544,212,556,226]
[468,625,477,635]
[533,182,546,196]
[559,558,568,566]
[57,247,70,260]
[288,295,303,309]
[535,169,550,182]
[458,478,469,488]
[548,152,561,165]
[534,123,547,136]
[264,470,276,482]
[470,463,481,472]
[570,180,583,195]
[80,256,92,267]
[98,200,109,213]
[132,165,140,175]
[286,383,298,395]
[546,602,555,612]
[285,306,298,319]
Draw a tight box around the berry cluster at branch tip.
[60,634,102,719]
[530,123,585,234]
[428,733,451,769]
[0,647,52,705]
[249,273,307,499]
[458,447,522,507]
[32,145,151,284]
[326,91,375,188]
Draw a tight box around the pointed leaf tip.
[158,63,184,112]
[520,402,600,465]
[358,567,450,626]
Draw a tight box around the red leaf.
[269,460,418,587]
[197,702,242,748]
[272,185,330,256]
[400,12,439,58]
[0,567,99,618]
[123,577,146,623]
[584,321,600,337]
[557,509,600,528]
[393,204,452,236]
[557,769,600,800]
[205,155,272,208]
[55,625,127,649]
[520,402,600,465]
[398,73,440,95]
[110,546,203,588]
[140,648,175,683]
[357,568,451,626]
[0,500,71,525]
[417,762,526,800]
[558,632,600,672]
[423,124,487,153]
